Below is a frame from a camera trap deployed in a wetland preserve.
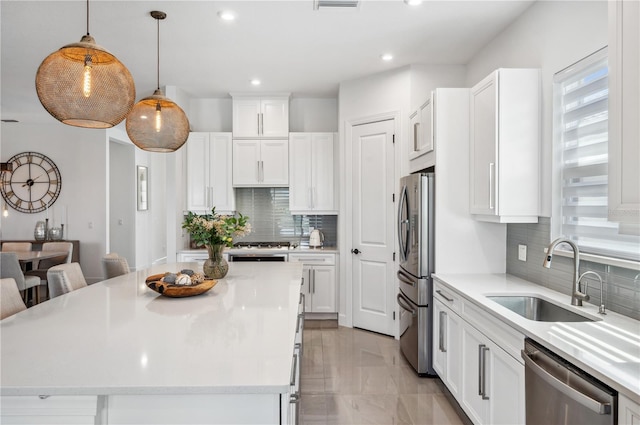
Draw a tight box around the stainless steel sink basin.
[486,295,596,322]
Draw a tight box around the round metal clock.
[1,152,62,213]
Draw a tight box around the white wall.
[188,98,233,132]
[465,0,608,217]
[409,64,467,112]
[0,123,108,282]
[109,140,136,266]
[290,98,338,132]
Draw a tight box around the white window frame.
[552,47,640,270]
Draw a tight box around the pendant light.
[35,0,135,129]
[126,11,190,153]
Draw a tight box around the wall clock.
[0,152,62,214]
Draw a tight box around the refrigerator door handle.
[397,185,410,262]
[397,269,416,287]
[396,293,416,317]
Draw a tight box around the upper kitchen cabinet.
[608,0,640,225]
[409,96,434,173]
[289,133,337,215]
[232,139,289,187]
[186,132,235,214]
[231,95,290,138]
[469,68,540,223]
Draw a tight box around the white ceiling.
[1,0,534,124]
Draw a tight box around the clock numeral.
[47,190,56,198]
[28,201,33,210]
[46,167,55,174]
[26,155,33,163]
[40,200,46,208]
[15,199,22,208]
[6,191,15,199]
[49,180,58,185]
[14,157,22,166]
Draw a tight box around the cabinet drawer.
[434,279,462,315]
[0,395,99,424]
[288,253,335,265]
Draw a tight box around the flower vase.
[203,244,228,279]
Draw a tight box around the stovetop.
[232,241,295,250]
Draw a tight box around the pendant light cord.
[86,0,90,35]
[156,16,160,90]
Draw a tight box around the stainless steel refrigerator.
[396,172,435,376]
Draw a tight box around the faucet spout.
[543,237,587,306]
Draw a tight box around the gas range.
[231,241,294,251]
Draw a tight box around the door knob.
[351,249,361,255]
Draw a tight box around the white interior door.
[351,119,396,336]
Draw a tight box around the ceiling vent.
[314,0,360,10]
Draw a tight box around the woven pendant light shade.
[35,35,135,129]
[126,89,190,152]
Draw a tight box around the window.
[554,47,639,262]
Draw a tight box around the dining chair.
[0,278,28,319]
[102,253,130,279]
[1,242,33,252]
[0,252,40,306]
[24,242,73,303]
[47,263,88,299]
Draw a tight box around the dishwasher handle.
[521,349,612,415]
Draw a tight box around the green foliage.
[182,208,251,248]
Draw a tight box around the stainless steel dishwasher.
[521,339,617,425]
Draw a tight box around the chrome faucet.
[579,270,605,314]
[543,237,590,306]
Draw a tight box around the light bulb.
[83,55,92,98]
[155,102,162,132]
[2,204,8,218]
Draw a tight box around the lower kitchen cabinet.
[289,253,337,314]
[460,318,525,425]
[433,298,462,400]
[619,394,640,425]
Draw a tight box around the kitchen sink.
[486,295,596,322]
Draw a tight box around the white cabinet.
[289,253,336,313]
[433,297,462,400]
[608,0,640,225]
[232,139,289,187]
[619,394,640,425]
[177,251,229,264]
[408,96,434,173]
[0,395,100,425]
[469,68,540,223]
[460,321,525,425]
[289,133,337,214]
[186,132,235,214]
[232,96,289,138]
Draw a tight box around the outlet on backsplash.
[518,244,527,262]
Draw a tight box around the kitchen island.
[0,262,304,424]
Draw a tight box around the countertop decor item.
[125,11,189,152]
[145,272,217,298]
[35,0,135,128]
[182,207,251,279]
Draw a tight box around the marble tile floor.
[300,326,466,425]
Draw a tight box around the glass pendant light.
[35,0,135,129]
[126,11,190,153]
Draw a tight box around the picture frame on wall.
[137,166,148,211]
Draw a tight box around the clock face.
[1,152,62,214]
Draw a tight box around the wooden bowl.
[145,273,217,298]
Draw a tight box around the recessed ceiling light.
[404,0,423,5]
[218,10,236,21]
[381,54,393,61]
[251,79,261,86]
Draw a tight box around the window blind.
[555,48,639,261]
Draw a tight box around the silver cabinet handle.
[436,289,454,302]
[260,113,264,135]
[521,349,611,414]
[396,293,416,316]
[439,310,447,352]
[261,160,264,182]
[309,188,313,209]
[397,185,410,262]
[413,122,420,151]
[295,342,303,360]
[290,353,298,386]
[489,162,495,210]
[397,269,416,287]
[312,269,316,294]
[478,344,489,400]
[257,114,260,135]
[300,293,305,315]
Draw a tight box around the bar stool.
[0,278,28,319]
[47,263,88,299]
[0,253,40,306]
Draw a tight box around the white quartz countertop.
[433,273,640,402]
[178,247,339,255]
[1,262,303,396]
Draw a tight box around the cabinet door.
[261,99,289,138]
[186,133,211,212]
[433,299,447,378]
[608,0,640,225]
[289,133,313,211]
[418,97,434,154]
[301,266,312,312]
[409,110,420,159]
[470,72,498,216]
[209,133,235,213]
[487,341,524,425]
[461,322,488,424]
[311,133,335,212]
[309,266,336,313]
[260,140,289,186]
[619,394,640,425]
[232,140,261,186]
[233,99,261,138]
[444,305,462,400]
